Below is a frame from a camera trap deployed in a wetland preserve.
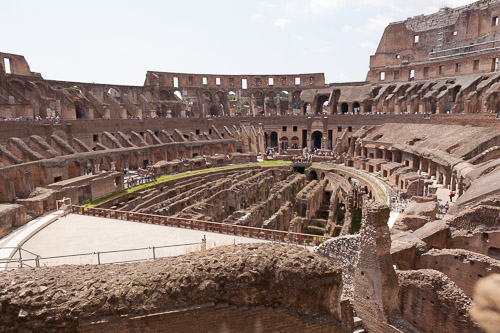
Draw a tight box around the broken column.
[354,200,418,333]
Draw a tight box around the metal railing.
[71,205,331,246]
[0,240,205,269]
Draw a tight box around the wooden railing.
[71,206,331,246]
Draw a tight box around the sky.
[1,0,477,86]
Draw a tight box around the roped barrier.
[72,205,330,246]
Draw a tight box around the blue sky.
[1,0,476,85]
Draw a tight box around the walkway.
[3,214,270,268]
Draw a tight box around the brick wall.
[78,304,347,333]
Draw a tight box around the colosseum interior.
[1,1,500,332]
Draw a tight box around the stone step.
[353,316,362,328]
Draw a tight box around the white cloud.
[356,14,392,33]
[285,0,343,17]
[274,18,291,29]
[260,1,276,8]
[296,34,305,41]
[356,0,476,16]
[360,41,376,49]
[342,25,353,32]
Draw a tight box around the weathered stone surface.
[0,204,27,238]
[0,243,343,332]
[398,269,481,333]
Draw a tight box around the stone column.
[354,201,418,333]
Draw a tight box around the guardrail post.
[152,246,156,260]
[18,246,23,268]
[35,256,40,268]
[97,252,101,265]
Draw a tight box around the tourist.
[449,191,455,202]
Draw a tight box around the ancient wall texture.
[0,243,347,332]
[368,0,500,83]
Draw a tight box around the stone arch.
[340,102,349,114]
[74,101,86,119]
[316,95,329,114]
[353,102,361,113]
[303,103,311,115]
[270,132,278,148]
[279,91,289,115]
[253,91,264,115]
[280,136,289,151]
[107,87,121,98]
[159,90,170,101]
[308,170,318,181]
[67,161,81,179]
[291,136,300,149]
[209,104,221,116]
[311,131,322,149]
[202,91,213,102]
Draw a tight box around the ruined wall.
[0,204,27,237]
[398,269,481,333]
[78,304,346,333]
[367,0,500,83]
[314,234,360,298]
[0,244,346,332]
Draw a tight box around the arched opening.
[264,132,268,148]
[67,161,81,179]
[280,136,289,151]
[303,103,311,115]
[291,136,300,149]
[311,131,322,149]
[308,170,318,181]
[209,104,220,117]
[107,88,120,98]
[74,101,85,119]
[340,103,348,114]
[353,102,360,113]
[173,90,182,100]
[159,90,170,101]
[280,91,289,115]
[316,95,329,114]
[292,91,301,115]
[228,91,236,101]
[266,91,277,116]
[270,132,278,148]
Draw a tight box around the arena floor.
[5,214,270,268]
